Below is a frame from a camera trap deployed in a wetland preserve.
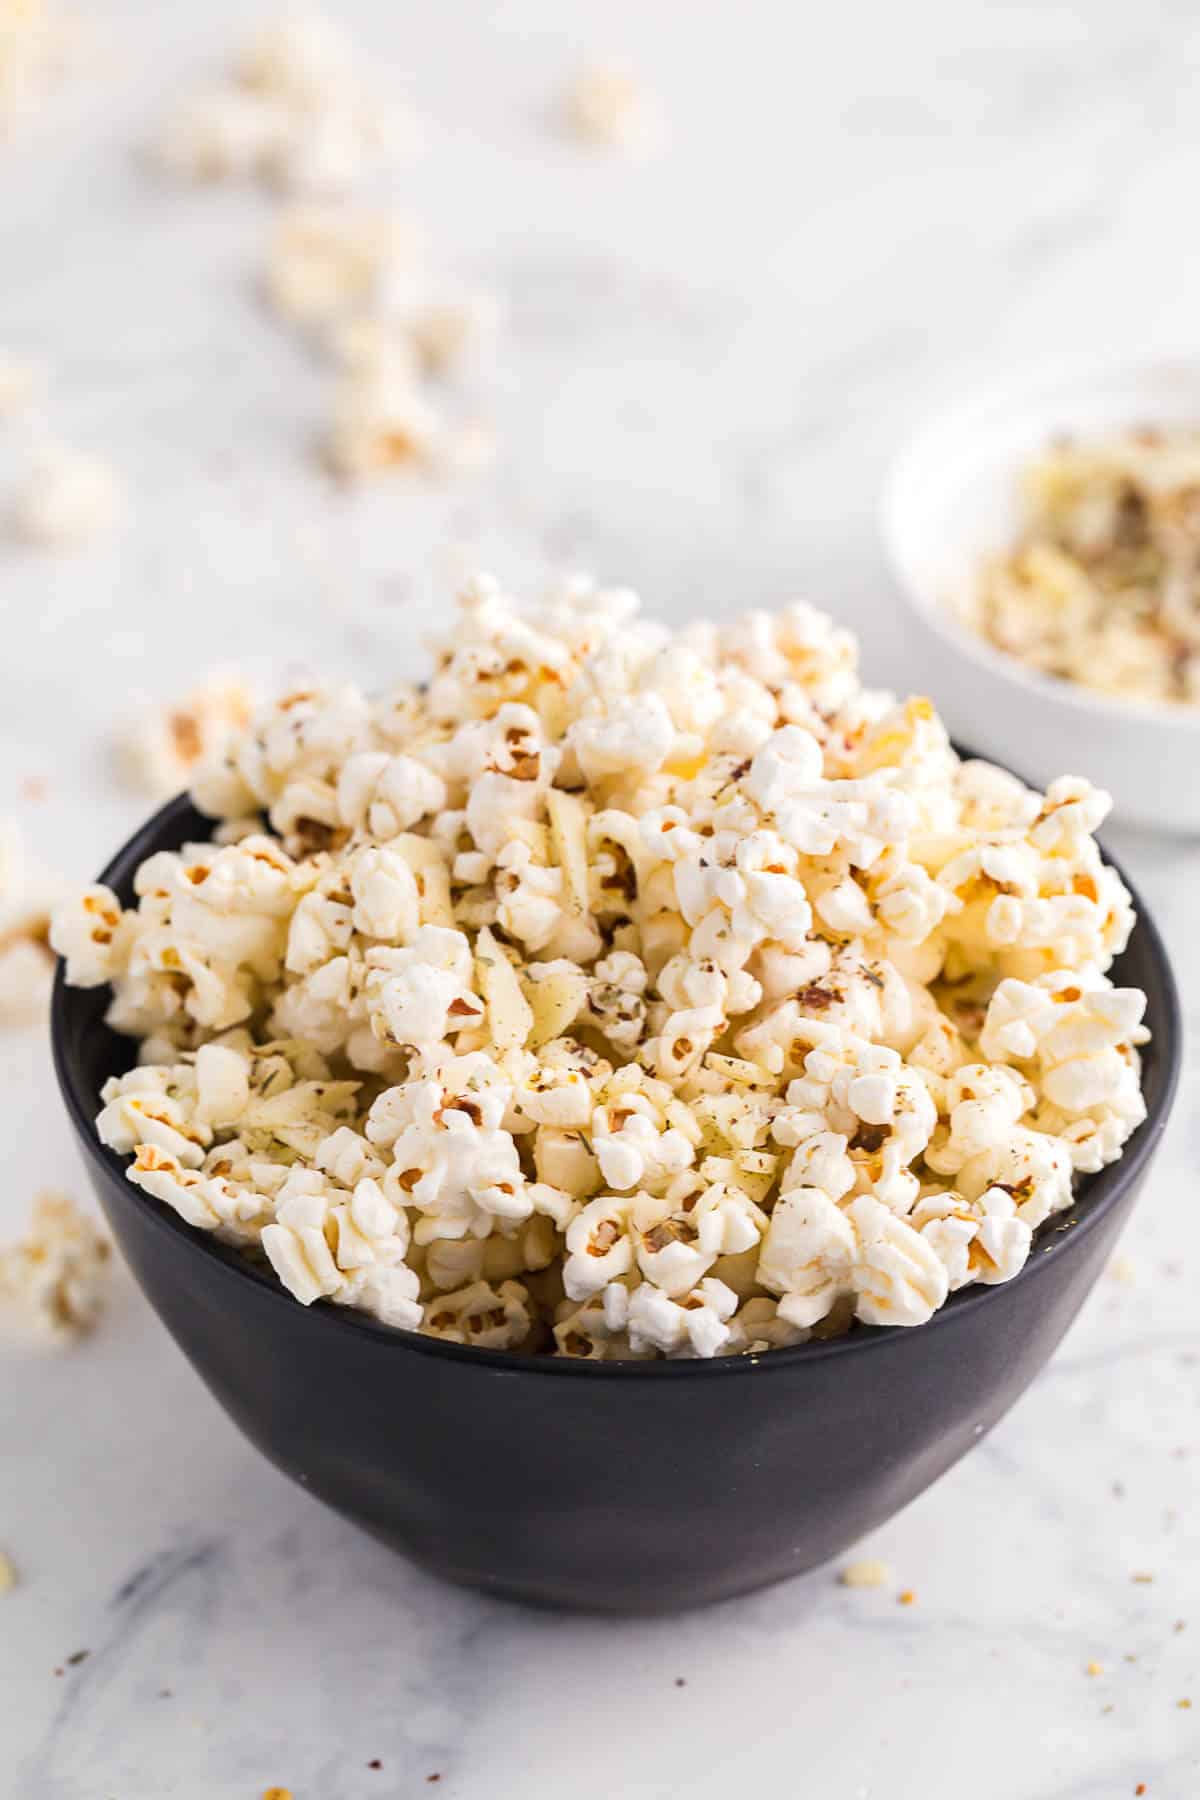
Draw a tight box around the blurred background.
[2,3,1198,1797]
[7,0,1200,886]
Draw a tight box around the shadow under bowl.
[52,794,1181,1614]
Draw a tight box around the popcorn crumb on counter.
[0,818,60,1024]
[115,672,256,800]
[1106,1252,1138,1285]
[0,0,70,134]
[0,351,39,417]
[155,9,407,195]
[0,1549,16,1594]
[54,576,1150,1358]
[563,62,662,152]
[839,1558,891,1589]
[0,1191,112,1338]
[960,429,1200,706]
[8,442,123,548]
[265,205,417,328]
[1086,1660,1104,1677]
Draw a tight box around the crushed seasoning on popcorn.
[959,428,1200,705]
[54,577,1150,1359]
[0,1191,112,1338]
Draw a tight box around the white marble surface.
[2,1,1199,1795]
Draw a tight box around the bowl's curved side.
[68,1086,1152,1612]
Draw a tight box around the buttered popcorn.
[53,575,1150,1357]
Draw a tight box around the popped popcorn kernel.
[116,672,256,800]
[156,10,407,197]
[0,351,39,417]
[0,1192,112,1339]
[60,576,1149,1353]
[9,443,123,548]
[563,62,662,153]
[839,1558,891,1589]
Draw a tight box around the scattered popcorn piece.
[563,62,662,152]
[265,206,414,327]
[0,351,39,417]
[56,575,1150,1353]
[0,0,70,134]
[0,1192,112,1338]
[115,673,256,800]
[323,350,444,479]
[156,10,406,196]
[9,443,123,548]
[839,1558,891,1589]
[0,818,61,1023]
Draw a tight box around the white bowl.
[880,355,1200,835]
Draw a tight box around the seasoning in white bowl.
[959,428,1200,706]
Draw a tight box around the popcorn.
[0,0,69,134]
[59,577,1150,1351]
[626,1277,738,1358]
[0,1192,112,1339]
[116,674,255,800]
[0,819,60,1024]
[423,1279,530,1350]
[0,352,38,417]
[9,444,123,548]
[265,206,410,327]
[156,10,405,196]
[562,63,663,153]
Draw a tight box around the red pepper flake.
[427,1778,442,1787]
[674,1677,686,1688]
[1136,1785,1147,1796]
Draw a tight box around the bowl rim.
[879,351,1200,735]
[51,789,1182,1381]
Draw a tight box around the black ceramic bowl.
[52,795,1181,1614]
